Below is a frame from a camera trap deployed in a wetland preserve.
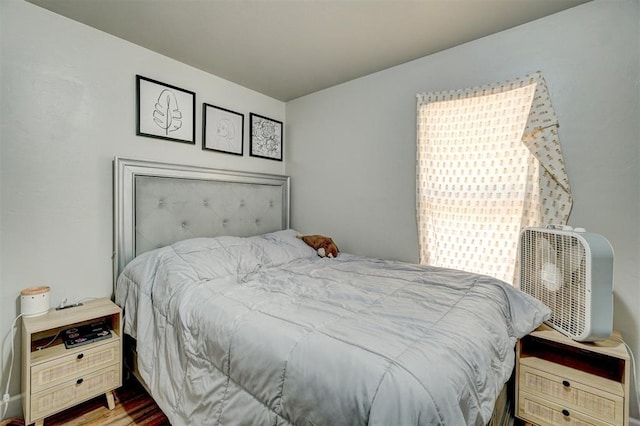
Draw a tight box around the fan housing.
[518,226,614,342]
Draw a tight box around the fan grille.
[519,229,586,337]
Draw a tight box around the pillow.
[248,229,317,266]
[171,236,262,278]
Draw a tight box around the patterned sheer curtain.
[416,72,572,284]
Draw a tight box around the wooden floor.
[0,379,533,426]
[48,379,169,426]
[3,379,170,426]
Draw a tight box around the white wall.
[0,0,285,417]
[286,0,640,420]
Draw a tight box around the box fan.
[518,226,614,342]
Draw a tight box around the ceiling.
[27,0,589,101]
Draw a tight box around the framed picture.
[250,113,283,161]
[136,75,196,144]
[202,103,244,155]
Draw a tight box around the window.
[416,72,572,284]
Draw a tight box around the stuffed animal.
[297,234,340,258]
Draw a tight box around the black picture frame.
[136,75,196,144]
[202,103,244,156]
[250,113,283,161]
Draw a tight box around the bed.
[112,157,550,426]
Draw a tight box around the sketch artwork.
[250,113,283,161]
[203,104,244,155]
[136,75,195,144]
[154,89,183,136]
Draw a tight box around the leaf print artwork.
[136,75,195,144]
[153,89,183,136]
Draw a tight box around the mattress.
[115,229,550,426]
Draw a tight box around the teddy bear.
[297,234,340,258]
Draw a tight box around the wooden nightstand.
[21,298,122,426]
[515,324,630,426]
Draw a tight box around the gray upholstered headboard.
[113,157,290,286]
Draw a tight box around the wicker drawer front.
[31,340,120,392]
[518,391,616,426]
[519,363,623,424]
[30,363,120,420]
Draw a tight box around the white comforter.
[116,229,549,426]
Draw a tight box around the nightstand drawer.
[518,390,615,426]
[515,327,630,426]
[519,359,623,424]
[30,363,120,420]
[31,340,120,393]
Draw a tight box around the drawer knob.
[76,378,84,385]
[562,380,570,387]
[77,353,84,360]
[562,409,570,417]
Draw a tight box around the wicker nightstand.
[21,298,122,426]
[515,324,630,426]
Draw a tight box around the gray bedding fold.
[116,229,549,426]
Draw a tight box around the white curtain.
[416,72,572,283]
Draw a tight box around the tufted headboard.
[113,157,290,286]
